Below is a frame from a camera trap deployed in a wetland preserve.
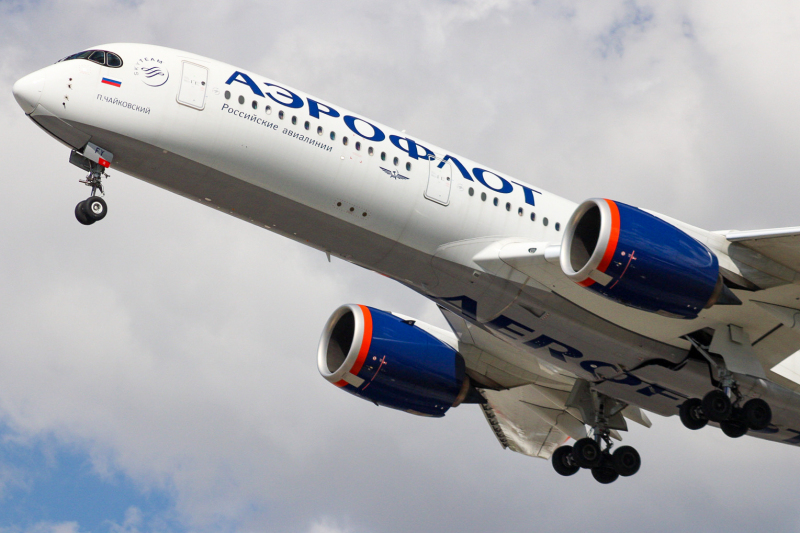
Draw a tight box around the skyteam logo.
[134,58,169,87]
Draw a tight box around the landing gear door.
[177,62,208,110]
[425,156,452,206]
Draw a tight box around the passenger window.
[279,110,284,119]
[343,136,349,146]
[555,222,561,231]
[266,105,272,115]
[481,192,487,201]
[381,152,386,161]
[393,157,399,166]
[368,147,374,156]
[493,198,499,206]
[518,207,523,216]
[330,131,336,140]
[304,120,310,130]
[291,116,297,125]
[317,126,323,135]
[106,53,123,68]
[543,217,549,226]
[224,90,231,100]
[505,202,511,211]
[252,101,258,110]
[406,162,411,171]
[530,213,536,221]
[469,187,474,196]
[88,50,105,65]
[355,141,361,151]
[238,95,245,105]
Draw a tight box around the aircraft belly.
[48,121,800,450]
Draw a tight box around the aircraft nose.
[12,72,46,114]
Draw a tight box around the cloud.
[0,523,81,533]
[2,1,800,532]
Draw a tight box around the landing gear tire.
[742,398,772,430]
[679,398,708,430]
[75,201,94,225]
[612,446,641,477]
[720,417,748,438]
[551,446,580,477]
[702,389,732,422]
[572,438,602,469]
[591,465,619,484]
[83,196,107,222]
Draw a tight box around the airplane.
[12,43,800,484]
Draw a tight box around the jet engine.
[560,198,736,319]
[317,304,476,417]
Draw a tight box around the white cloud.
[0,522,82,533]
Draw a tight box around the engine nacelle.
[318,304,472,417]
[560,198,725,319]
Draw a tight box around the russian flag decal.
[101,77,122,87]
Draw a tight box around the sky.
[2,0,800,532]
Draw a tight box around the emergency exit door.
[177,62,208,110]
[425,156,452,205]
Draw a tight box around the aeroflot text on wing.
[225,71,542,206]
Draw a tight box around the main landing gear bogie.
[551,437,641,484]
[679,390,772,438]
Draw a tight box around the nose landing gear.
[69,145,112,226]
[74,169,108,225]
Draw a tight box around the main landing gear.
[679,391,771,438]
[552,434,641,484]
[680,336,772,438]
[74,165,108,226]
[551,380,641,484]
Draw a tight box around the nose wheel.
[74,161,109,225]
[75,196,108,225]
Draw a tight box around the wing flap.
[480,384,586,459]
[723,228,800,272]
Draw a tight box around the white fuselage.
[14,43,800,446]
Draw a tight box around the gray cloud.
[2,0,800,531]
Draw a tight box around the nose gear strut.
[69,143,112,225]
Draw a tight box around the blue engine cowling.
[317,304,471,417]
[560,198,727,319]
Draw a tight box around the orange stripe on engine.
[349,305,373,377]
[578,278,595,287]
[597,199,620,273]
[334,379,348,387]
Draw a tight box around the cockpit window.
[88,50,106,65]
[57,49,123,68]
[107,53,122,67]
[60,51,92,61]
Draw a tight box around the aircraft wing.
[725,226,800,270]
[439,307,653,460]
[480,384,585,459]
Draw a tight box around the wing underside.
[480,384,585,459]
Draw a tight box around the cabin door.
[177,62,208,110]
[425,156,452,205]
